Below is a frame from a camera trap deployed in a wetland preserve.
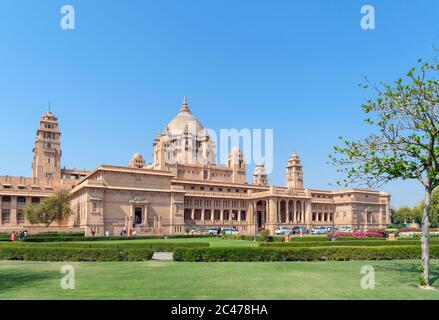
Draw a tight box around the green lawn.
[1,260,439,300]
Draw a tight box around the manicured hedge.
[173,245,439,262]
[22,234,220,243]
[334,237,388,241]
[168,235,220,239]
[29,232,85,238]
[259,240,426,248]
[0,241,209,251]
[0,247,153,262]
[224,235,287,242]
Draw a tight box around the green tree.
[392,207,412,225]
[330,60,439,288]
[24,189,73,227]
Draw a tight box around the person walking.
[10,231,17,242]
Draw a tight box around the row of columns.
[266,198,312,234]
[0,195,41,226]
[184,197,312,235]
[189,208,247,223]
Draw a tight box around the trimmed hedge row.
[29,232,85,238]
[22,234,220,243]
[224,235,287,242]
[173,245,439,262]
[259,240,426,248]
[0,241,209,251]
[0,247,153,262]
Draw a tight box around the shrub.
[29,232,85,238]
[260,230,270,242]
[173,245,439,262]
[260,240,426,248]
[0,242,209,251]
[0,247,153,262]
[330,231,385,239]
[168,235,219,239]
[289,236,328,242]
[22,234,219,243]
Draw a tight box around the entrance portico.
[128,196,150,229]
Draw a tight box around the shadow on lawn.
[374,261,439,287]
[0,267,57,292]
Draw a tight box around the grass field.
[1,260,439,300]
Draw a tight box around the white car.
[222,228,237,235]
[275,227,291,235]
[339,226,353,233]
[311,227,328,235]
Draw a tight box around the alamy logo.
[60,5,76,30]
[360,5,375,30]
[60,265,75,290]
[361,265,375,290]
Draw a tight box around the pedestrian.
[105,230,110,237]
[10,231,17,242]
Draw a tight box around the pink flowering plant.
[329,230,385,239]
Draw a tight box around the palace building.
[0,99,391,236]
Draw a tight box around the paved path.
[152,252,174,261]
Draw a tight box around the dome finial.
[180,96,190,114]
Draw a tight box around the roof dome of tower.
[166,97,204,135]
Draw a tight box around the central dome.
[166,97,204,135]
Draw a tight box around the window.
[92,202,98,212]
[1,209,10,224]
[47,143,52,149]
[17,210,25,224]
[17,197,26,205]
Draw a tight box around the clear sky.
[0,0,438,208]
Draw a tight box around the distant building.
[0,99,391,235]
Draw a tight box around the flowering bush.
[399,231,439,238]
[329,231,385,239]
[399,228,420,233]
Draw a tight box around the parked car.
[275,227,291,235]
[325,226,338,233]
[311,227,328,235]
[291,226,307,235]
[339,226,353,233]
[221,228,237,235]
[207,228,220,235]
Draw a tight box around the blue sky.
[0,0,438,208]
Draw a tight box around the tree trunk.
[422,186,432,287]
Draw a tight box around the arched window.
[2,196,11,203]
[31,197,41,204]
[17,197,26,204]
